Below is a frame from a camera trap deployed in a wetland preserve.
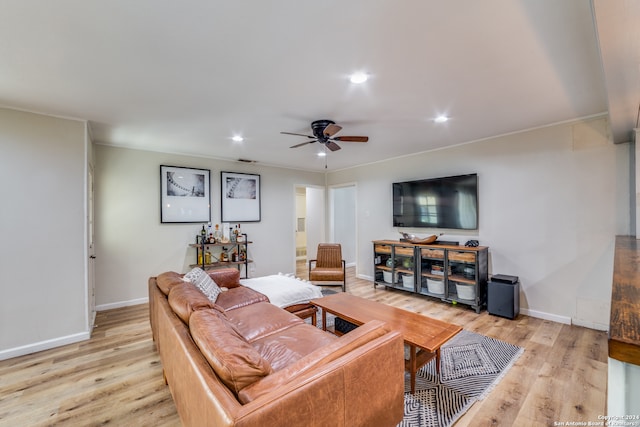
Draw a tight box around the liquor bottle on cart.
[213,224,222,242]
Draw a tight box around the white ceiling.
[0,1,637,171]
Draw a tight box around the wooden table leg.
[321,309,327,331]
[409,344,417,394]
[436,347,441,374]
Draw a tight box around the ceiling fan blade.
[323,123,342,137]
[281,131,315,139]
[325,141,341,151]
[333,136,369,142]
[290,140,317,148]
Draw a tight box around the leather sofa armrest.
[236,328,405,427]
[155,271,185,295]
[208,268,241,288]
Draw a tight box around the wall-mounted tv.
[393,174,478,230]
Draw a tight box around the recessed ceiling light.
[317,152,327,157]
[349,72,368,84]
[231,135,244,142]
[434,115,449,123]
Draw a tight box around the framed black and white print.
[221,171,261,222]
[160,165,211,223]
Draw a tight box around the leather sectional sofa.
[148,268,405,427]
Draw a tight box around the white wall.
[331,185,356,265]
[0,108,88,359]
[94,145,325,309]
[328,116,629,329]
[0,110,627,361]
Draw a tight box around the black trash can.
[487,274,520,319]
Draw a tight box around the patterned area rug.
[398,330,523,427]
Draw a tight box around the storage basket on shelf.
[402,274,414,288]
[456,283,476,300]
[383,271,396,283]
[426,278,444,294]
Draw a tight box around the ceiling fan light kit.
[349,72,368,84]
[281,119,369,152]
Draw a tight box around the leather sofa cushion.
[238,320,390,403]
[225,302,304,342]
[251,323,337,371]
[156,271,184,295]
[168,282,224,324]
[190,309,273,395]
[216,287,269,311]
[207,268,241,289]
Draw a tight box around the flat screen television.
[393,174,478,230]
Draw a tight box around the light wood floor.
[0,266,608,426]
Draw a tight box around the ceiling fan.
[281,119,369,151]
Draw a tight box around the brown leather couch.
[149,268,405,427]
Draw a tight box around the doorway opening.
[294,185,325,276]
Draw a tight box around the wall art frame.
[221,171,261,222]
[160,165,211,223]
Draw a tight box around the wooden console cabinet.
[373,240,489,313]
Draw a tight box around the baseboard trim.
[519,308,571,325]
[357,273,577,326]
[96,297,149,312]
[572,318,609,331]
[0,331,90,361]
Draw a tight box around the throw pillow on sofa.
[183,267,222,303]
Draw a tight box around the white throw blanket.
[240,273,323,308]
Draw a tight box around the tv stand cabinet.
[373,240,489,313]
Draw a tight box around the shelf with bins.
[189,234,252,278]
[373,242,416,292]
[373,240,489,313]
[418,247,448,298]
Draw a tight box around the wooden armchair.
[308,243,346,292]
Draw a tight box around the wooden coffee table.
[310,293,462,393]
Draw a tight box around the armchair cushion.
[312,243,343,268]
[309,267,345,282]
[309,243,346,291]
